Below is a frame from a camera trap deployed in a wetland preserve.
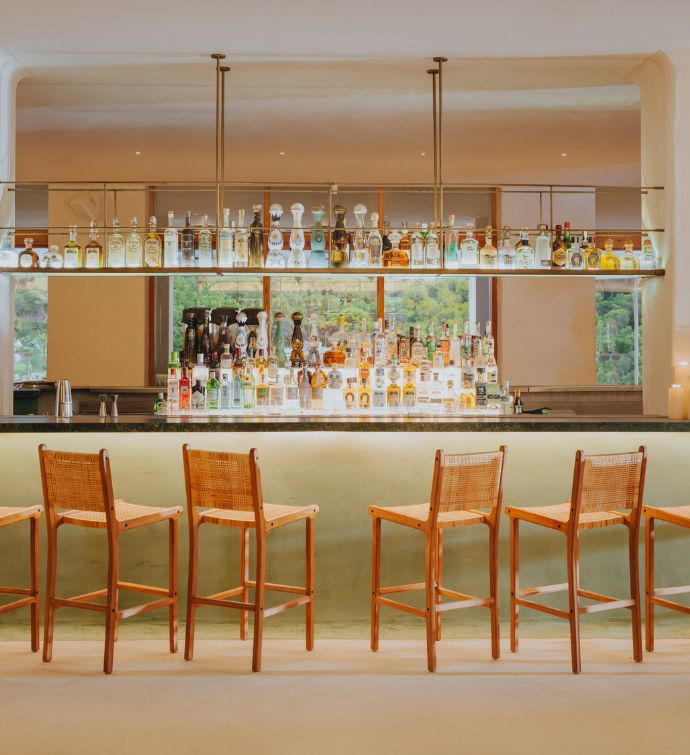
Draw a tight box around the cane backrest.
[575,449,646,517]
[39,446,110,513]
[183,446,259,514]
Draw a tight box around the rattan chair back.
[38,445,112,514]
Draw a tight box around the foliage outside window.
[595,281,641,385]
[384,278,471,337]
[14,276,48,381]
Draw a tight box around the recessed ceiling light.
[561,152,567,157]
[420,152,426,156]
[135,151,141,155]
[279,151,286,156]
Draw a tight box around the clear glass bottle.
[479,226,497,269]
[460,224,479,267]
[568,238,584,270]
[498,226,515,269]
[639,238,658,270]
[0,233,17,268]
[266,203,286,268]
[585,236,601,270]
[535,223,551,267]
[444,213,459,269]
[350,203,369,267]
[243,366,256,409]
[249,204,263,267]
[330,204,350,268]
[197,214,213,266]
[219,373,232,409]
[620,239,640,270]
[217,208,234,268]
[515,231,535,269]
[449,323,461,367]
[231,369,244,409]
[425,225,441,268]
[144,216,162,267]
[164,210,179,267]
[84,220,103,269]
[287,202,306,268]
[18,237,39,269]
[234,209,249,267]
[309,204,328,268]
[367,211,383,267]
[600,238,620,270]
[63,225,82,268]
[410,222,425,268]
[125,217,143,268]
[107,218,126,268]
[181,211,195,267]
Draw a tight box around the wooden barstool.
[182,445,319,672]
[506,447,647,673]
[0,505,42,650]
[369,447,507,672]
[642,503,690,651]
[38,445,183,674]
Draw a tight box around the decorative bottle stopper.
[266,204,285,268]
[309,203,327,268]
[290,311,305,366]
[235,310,249,359]
[273,311,287,367]
[331,204,349,268]
[288,203,306,268]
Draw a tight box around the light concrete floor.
[1,639,689,755]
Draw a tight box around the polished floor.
[1,638,689,754]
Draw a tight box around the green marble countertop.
[0,414,686,432]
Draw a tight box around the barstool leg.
[305,517,315,651]
[43,525,58,663]
[489,522,500,660]
[425,529,438,673]
[103,537,120,675]
[370,517,381,651]
[168,518,179,653]
[645,517,655,652]
[252,534,266,672]
[184,522,199,661]
[239,527,249,641]
[29,516,40,652]
[566,532,581,674]
[435,529,443,641]
[629,523,643,662]
[509,517,519,653]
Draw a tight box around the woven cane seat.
[58,500,182,529]
[368,503,486,530]
[506,503,626,531]
[201,503,319,529]
[0,505,42,527]
[642,504,690,528]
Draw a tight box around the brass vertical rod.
[220,65,230,226]
[433,57,448,241]
[427,69,439,229]
[211,54,226,229]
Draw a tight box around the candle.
[669,384,686,420]
[674,363,690,416]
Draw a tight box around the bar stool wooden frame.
[369,446,507,672]
[643,503,690,651]
[38,445,182,674]
[0,505,41,650]
[182,445,318,672]
[506,446,647,674]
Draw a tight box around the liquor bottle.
[256,368,270,407]
[460,224,479,267]
[290,311,305,365]
[242,366,256,409]
[298,363,312,409]
[411,326,425,365]
[164,211,179,267]
[367,211,383,267]
[164,367,179,413]
[600,238,620,270]
[563,221,572,252]
[168,350,182,380]
[484,321,495,357]
[308,203,328,268]
[620,240,640,270]
[234,209,249,267]
[235,310,249,360]
[191,379,205,411]
[358,376,372,411]
[410,222,425,268]
[382,222,392,254]
[385,318,398,365]
[449,323,461,367]
[0,234,17,268]
[181,211,195,267]
[399,327,412,364]
[81,220,103,269]
[399,221,411,259]
[639,238,658,270]
[402,367,417,409]
[125,217,143,267]
[18,237,39,269]
[45,244,62,268]
[107,218,126,268]
[153,392,166,415]
[585,236,601,270]
[438,323,451,367]
[198,214,213,266]
[310,364,327,409]
[219,373,232,409]
[425,225,441,268]
[266,204,286,268]
[266,347,279,385]
[179,368,191,411]
[231,369,244,409]
[498,226,514,268]
[351,203,369,267]
[382,225,409,267]
[514,388,523,415]
[568,238,584,270]
[479,226,497,269]
[273,311,287,366]
[144,216,162,268]
[387,367,402,408]
[373,320,386,366]
[426,324,436,362]
[515,231,535,269]
[443,380,458,414]
[256,310,269,365]
[551,224,567,268]
[444,214,459,269]
[331,204,350,268]
[358,318,373,365]
[287,203,306,268]
[192,353,209,387]
[535,224,551,268]
[249,204,263,267]
[217,209,233,268]
[475,355,488,408]
[204,371,219,411]
[63,225,82,268]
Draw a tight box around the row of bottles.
[0,211,659,271]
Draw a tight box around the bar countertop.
[0,414,687,432]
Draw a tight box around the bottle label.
[586,251,600,269]
[569,251,584,269]
[373,389,386,408]
[476,383,488,407]
[552,247,567,267]
[387,387,401,407]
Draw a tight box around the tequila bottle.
[125,217,143,268]
[181,211,195,267]
[367,211,383,267]
[144,216,162,267]
[256,310,269,362]
[298,363,312,409]
[425,225,441,268]
[164,210,179,267]
[273,311,287,366]
[218,208,234,268]
[600,238,620,270]
[198,214,213,266]
[266,204,286,268]
[620,240,639,270]
[498,226,514,268]
[308,204,328,268]
[235,311,249,360]
[331,204,350,268]
[411,326,426,365]
[47,244,63,269]
[18,237,39,269]
[460,225,479,266]
[535,223,551,268]
[0,233,17,268]
[410,222,425,268]
[568,239,584,270]
[63,225,82,268]
[639,238,658,270]
[479,226,497,269]
[249,204,263,267]
[382,226,409,267]
[387,368,402,408]
[373,368,388,409]
[444,213,459,268]
[585,236,601,270]
[290,311,305,365]
[84,220,103,269]
[234,209,249,267]
[515,231,535,269]
[287,203,306,268]
[107,218,126,267]
[551,224,567,268]
[449,323,461,367]
[373,320,386,366]
[351,203,369,267]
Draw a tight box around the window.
[596,280,641,385]
[14,276,48,381]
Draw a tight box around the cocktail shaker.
[55,380,73,418]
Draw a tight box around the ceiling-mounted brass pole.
[433,56,448,233]
[427,68,439,228]
[211,53,226,227]
[220,65,230,221]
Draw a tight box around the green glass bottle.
[242,367,256,409]
[206,371,220,411]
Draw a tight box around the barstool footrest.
[0,596,37,614]
[117,597,175,620]
[245,579,308,595]
[263,595,311,617]
[650,596,690,615]
[375,596,426,618]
